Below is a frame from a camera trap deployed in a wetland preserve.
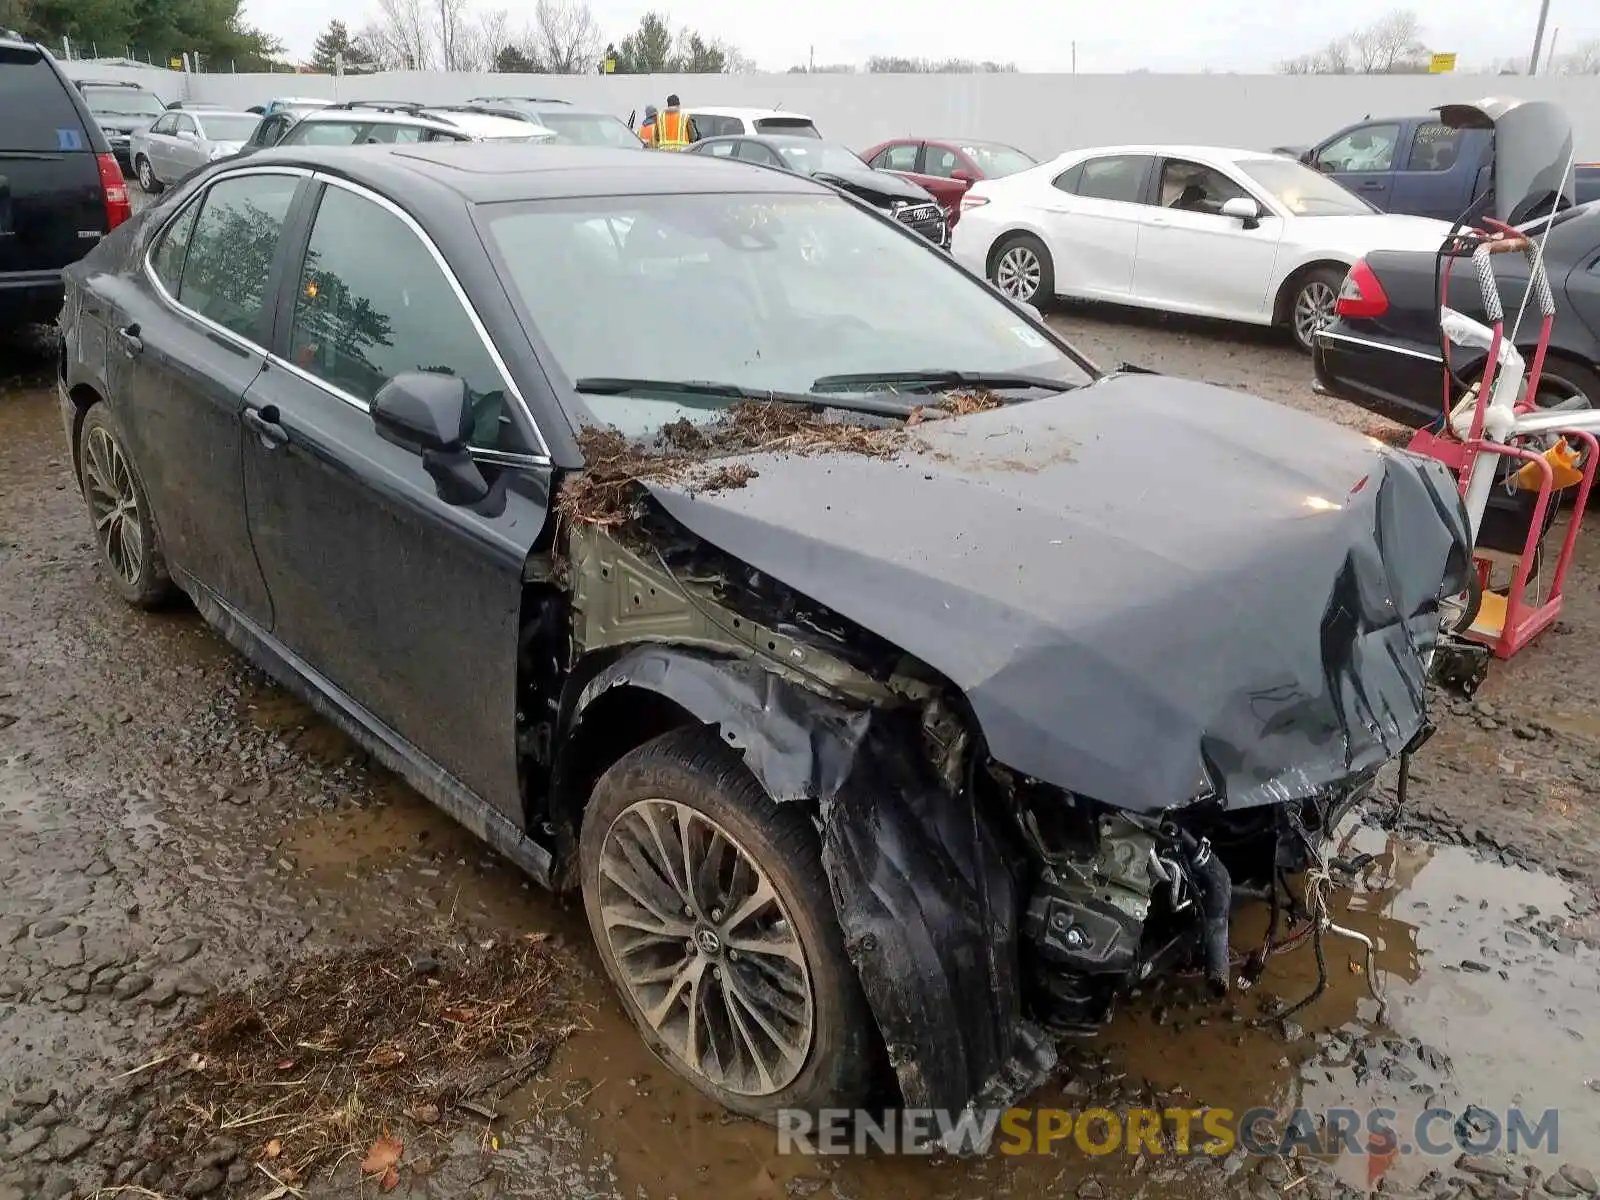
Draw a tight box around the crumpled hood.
[645,373,1471,813]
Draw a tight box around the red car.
[859,137,1037,227]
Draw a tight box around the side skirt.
[176,569,554,890]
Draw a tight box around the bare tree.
[454,6,511,71]
[360,0,432,68]
[1350,8,1426,72]
[1548,37,1600,74]
[433,0,471,69]
[1280,9,1426,73]
[721,44,757,73]
[532,0,602,74]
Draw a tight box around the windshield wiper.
[809,369,1075,396]
[573,377,918,417]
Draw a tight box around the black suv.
[0,35,133,331]
[74,78,167,171]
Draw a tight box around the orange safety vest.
[653,109,692,149]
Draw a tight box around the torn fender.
[562,645,1053,1132]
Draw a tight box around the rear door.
[111,168,304,625]
[0,44,107,280]
[1390,121,1475,220]
[916,143,978,212]
[1042,153,1152,297]
[1309,119,1405,211]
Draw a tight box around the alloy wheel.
[596,798,815,1097]
[1293,279,1337,349]
[995,244,1042,302]
[137,158,154,190]
[82,426,144,587]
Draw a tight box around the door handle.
[116,324,142,355]
[1148,215,1170,226]
[1357,180,1385,190]
[243,404,288,448]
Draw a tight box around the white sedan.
[950,144,1453,352]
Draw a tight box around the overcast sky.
[253,0,1594,72]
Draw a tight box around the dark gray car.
[55,142,1470,1143]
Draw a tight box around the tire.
[579,726,879,1122]
[988,233,1054,308]
[1287,266,1344,354]
[77,405,174,609]
[135,156,160,193]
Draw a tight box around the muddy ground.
[2,302,1599,1200]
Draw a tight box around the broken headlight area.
[1003,769,1378,1035]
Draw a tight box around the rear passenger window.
[1073,155,1150,204]
[149,202,200,295]
[288,185,517,450]
[0,47,89,153]
[176,174,299,341]
[872,144,918,171]
[292,121,366,145]
[1406,123,1465,172]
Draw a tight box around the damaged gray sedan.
[57,142,1473,1130]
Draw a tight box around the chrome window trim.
[1314,329,1443,362]
[140,165,312,360]
[139,164,553,468]
[301,171,553,462]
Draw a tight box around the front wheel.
[135,156,159,193]
[1289,267,1344,353]
[989,233,1054,307]
[579,726,879,1122]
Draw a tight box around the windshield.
[960,143,1035,178]
[1235,157,1377,217]
[84,87,164,118]
[480,192,1091,437]
[774,141,867,176]
[536,111,642,148]
[197,114,262,142]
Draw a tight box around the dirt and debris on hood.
[558,400,916,526]
[127,931,582,1193]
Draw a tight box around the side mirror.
[1220,197,1262,229]
[950,168,975,184]
[1299,149,1315,165]
[371,371,490,505]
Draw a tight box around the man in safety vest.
[636,105,657,145]
[650,94,695,150]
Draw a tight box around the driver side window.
[1315,123,1402,173]
[288,183,527,453]
[1156,159,1250,215]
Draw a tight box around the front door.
[1311,120,1404,211]
[240,178,553,821]
[113,169,301,625]
[1133,157,1283,321]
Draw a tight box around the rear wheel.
[989,233,1054,307]
[135,156,159,193]
[1288,267,1344,353]
[579,726,879,1122]
[78,405,174,609]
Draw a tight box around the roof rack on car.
[324,99,429,113]
[468,95,571,105]
[429,102,531,121]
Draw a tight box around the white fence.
[57,61,1600,160]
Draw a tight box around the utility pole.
[1527,0,1551,74]
[809,44,814,72]
[1546,27,1560,72]
[1071,41,1076,73]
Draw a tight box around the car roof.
[687,106,815,121]
[240,142,829,205]
[186,109,259,121]
[1055,144,1286,165]
[76,78,150,88]
[703,133,848,150]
